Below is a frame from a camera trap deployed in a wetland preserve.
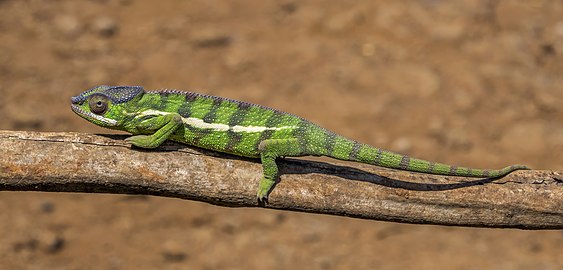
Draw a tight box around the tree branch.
[0,130,561,229]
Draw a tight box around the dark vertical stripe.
[449,165,458,175]
[295,121,309,154]
[236,101,252,110]
[186,126,212,145]
[325,133,337,157]
[157,95,168,111]
[428,161,436,173]
[225,131,242,152]
[348,141,363,161]
[265,111,284,128]
[225,106,249,152]
[482,170,490,177]
[254,111,284,150]
[257,130,275,146]
[373,148,383,165]
[185,92,198,102]
[399,156,410,170]
[202,98,222,123]
[178,94,197,118]
[228,104,250,126]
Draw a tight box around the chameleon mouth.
[71,103,118,126]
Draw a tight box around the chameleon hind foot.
[257,138,303,203]
[257,177,276,203]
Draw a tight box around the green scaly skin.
[71,86,530,202]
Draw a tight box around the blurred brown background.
[0,0,562,269]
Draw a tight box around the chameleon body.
[71,85,529,201]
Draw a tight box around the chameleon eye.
[88,95,109,115]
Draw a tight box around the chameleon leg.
[257,138,303,202]
[125,113,183,149]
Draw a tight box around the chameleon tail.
[323,134,530,178]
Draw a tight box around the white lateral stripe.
[139,109,168,116]
[232,125,292,132]
[138,109,296,133]
[183,117,230,131]
[94,114,118,125]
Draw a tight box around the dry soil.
[0,1,562,269]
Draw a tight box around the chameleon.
[71,85,530,202]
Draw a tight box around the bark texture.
[0,130,561,229]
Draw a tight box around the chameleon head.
[71,85,144,128]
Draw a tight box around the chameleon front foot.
[125,135,161,149]
[125,113,183,149]
[257,177,276,203]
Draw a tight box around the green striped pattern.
[137,92,305,158]
[315,131,529,178]
[72,86,531,201]
[138,91,528,178]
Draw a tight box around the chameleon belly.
[71,85,530,202]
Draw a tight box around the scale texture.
[71,85,529,201]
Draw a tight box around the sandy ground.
[0,0,562,269]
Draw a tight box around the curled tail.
[322,134,530,178]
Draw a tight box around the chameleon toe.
[72,85,530,203]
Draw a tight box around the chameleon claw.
[72,85,531,209]
[125,135,160,148]
[257,178,274,204]
[257,189,269,204]
[257,193,268,205]
[125,135,144,147]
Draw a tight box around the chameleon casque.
[71,85,529,202]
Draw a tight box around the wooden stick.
[0,130,561,229]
